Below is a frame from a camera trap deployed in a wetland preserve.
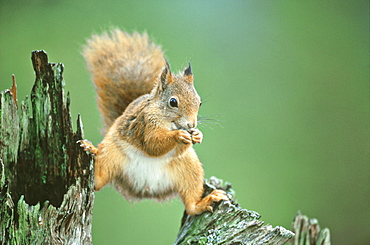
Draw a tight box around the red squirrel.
[79,29,228,215]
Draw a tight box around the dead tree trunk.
[0,50,94,244]
[0,50,326,245]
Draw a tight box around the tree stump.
[0,50,94,244]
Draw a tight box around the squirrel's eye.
[169,97,178,108]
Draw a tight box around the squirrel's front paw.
[189,128,203,144]
[177,130,192,144]
[77,139,98,155]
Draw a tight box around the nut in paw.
[188,128,203,144]
[178,130,192,144]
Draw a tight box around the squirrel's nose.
[187,122,196,129]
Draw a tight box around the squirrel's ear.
[158,58,173,92]
[183,62,193,83]
[161,59,172,81]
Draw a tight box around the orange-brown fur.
[83,30,165,131]
[80,29,227,215]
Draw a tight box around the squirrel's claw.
[209,189,228,202]
[189,189,228,215]
[178,130,193,144]
[77,139,98,155]
[206,205,214,213]
[189,128,203,144]
[205,189,228,213]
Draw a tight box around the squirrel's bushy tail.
[83,29,165,131]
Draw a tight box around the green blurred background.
[1,1,369,244]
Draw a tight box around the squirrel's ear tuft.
[158,58,173,92]
[162,58,171,76]
[183,62,193,83]
[184,62,192,76]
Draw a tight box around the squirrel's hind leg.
[179,176,228,216]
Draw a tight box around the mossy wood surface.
[0,50,94,244]
[176,177,294,245]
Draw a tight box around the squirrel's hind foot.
[186,189,229,215]
[201,189,228,213]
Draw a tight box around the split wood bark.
[290,212,331,245]
[0,50,94,244]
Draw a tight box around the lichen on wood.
[175,177,294,245]
[0,50,94,244]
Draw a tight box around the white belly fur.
[123,144,176,196]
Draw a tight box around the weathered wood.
[175,177,294,245]
[291,212,331,245]
[0,50,94,244]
